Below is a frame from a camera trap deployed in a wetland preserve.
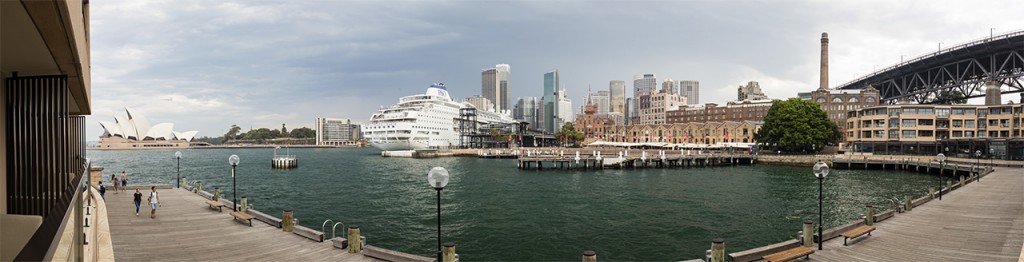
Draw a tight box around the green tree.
[281,123,288,137]
[556,123,584,147]
[223,124,242,142]
[754,98,838,152]
[289,127,315,138]
[933,90,967,104]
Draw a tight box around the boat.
[362,83,516,151]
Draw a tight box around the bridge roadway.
[105,187,380,261]
[810,167,1023,261]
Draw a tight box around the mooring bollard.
[929,187,935,199]
[946,180,952,191]
[196,181,203,193]
[959,175,965,188]
[282,209,294,232]
[802,220,814,247]
[213,187,220,201]
[865,205,874,226]
[240,196,248,213]
[348,225,361,253]
[582,250,597,262]
[443,242,456,262]
[710,238,725,262]
[905,194,913,211]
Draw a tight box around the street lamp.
[427,167,450,262]
[936,153,945,200]
[975,150,982,181]
[175,151,182,188]
[229,155,240,211]
[813,160,830,251]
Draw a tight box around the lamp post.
[175,151,182,188]
[936,153,945,200]
[428,167,450,262]
[813,160,829,250]
[229,155,240,211]
[990,148,995,167]
[975,150,982,181]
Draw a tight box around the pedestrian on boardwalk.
[112,175,119,194]
[133,189,143,216]
[98,182,106,200]
[120,171,128,193]
[148,186,160,219]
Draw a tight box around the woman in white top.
[149,186,160,219]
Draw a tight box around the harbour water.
[88,148,936,261]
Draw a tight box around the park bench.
[205,200,226,212]
[842,225,876,245]
[762,246,813,262]
[230,211,253,227]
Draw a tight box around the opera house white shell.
[96,107,199,149]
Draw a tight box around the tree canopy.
[289,127,315,138]
[555,122,584,147]
[754,98,839,152]
[932,90,968,104]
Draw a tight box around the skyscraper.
[609,80,626,114]
[464,96,495,111]
[514,97,539,130]
[662,79,676,94]
[543,70,560,134]
[737,81,769,101]
[587,90,611,115]
[679,80,700,105]
[557,89,574,124]
[632,74,656,118]
[481,64,511,112]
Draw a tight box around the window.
[849,97,859,103]
[866,97,876,103]
[917,119,933,126]
[964,131,974,137]
[902,119,916,127]
[889,119,900,128]
[953,120,963,127]
[965,120,975,128]
[902,108,917,114]
[888,130,899,139]
[832,97,843,103]
[936,108,950,117]
[952,108,965,115]
[902,130,916,138]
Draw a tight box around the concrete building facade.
[315,118,361,146]
[464,95,495,112]
[481,64,511,112]
[666,99,776,124]
[638,90,686,125]
[632,74,656,118]
[679,80,700,105]
[514,97,539,130]
[609,80,626,114]
[737,81,768,101]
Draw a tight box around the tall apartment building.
[632,74,657,118]
[316,118,361,146]
[557,89,574,125]
[737,81,769,101]
[662,79,676,94]
[542,70,560,134]
[464,95,495,112]
[666,100,776,124]
[481,64,511,112]
[587,90,611,115]
[515,97,540,130]
[679,80,700,105]
[638,90,686,125]
[844,104,1023,159]
[609,80,626,114]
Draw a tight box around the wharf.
[517,153,754,170]
[809,167,1024,261]
[105,187,380,261]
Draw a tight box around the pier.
[517,152,754,170]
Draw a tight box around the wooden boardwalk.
[810,167,1024,261]
[105,187,380,262]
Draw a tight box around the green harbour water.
[89,147,937,261]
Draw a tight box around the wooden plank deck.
[811,167,1024,261]
[105,187,380,261]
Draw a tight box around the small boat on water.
[272,147,298,169]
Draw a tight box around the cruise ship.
[362,83,516,151]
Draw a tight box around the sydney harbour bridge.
[836,30,1024,104]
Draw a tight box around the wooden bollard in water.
[443,242,456,262]
[865,205,874,226]
[348,225,361,253]
[802,220,814,247]
[282,209,294,232]
[905,194,913,211]
[710,238,725,262]
[582,250,596,262]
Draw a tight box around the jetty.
[517,151,754,170]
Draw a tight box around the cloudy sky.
[86,0,1024,139]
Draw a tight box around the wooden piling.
[443,242,456,262]
[865,205,874,226]
[282,209,294,232]
[348,225,361,253]
[710,238,725,262]
[905,194,913,211]
[802,220,814,247]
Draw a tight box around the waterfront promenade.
[105,187,380,261]
[810,167,1023,261]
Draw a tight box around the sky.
[86,0,1024,139]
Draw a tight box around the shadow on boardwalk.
[105,187,380,261]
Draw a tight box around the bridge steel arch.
[836,30,1024,104]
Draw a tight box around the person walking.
[112,175,119,194]
[133,189,143,216]
[148,186,160,219]
[98,182,106,200]
[120,171,128,193]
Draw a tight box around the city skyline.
[85,0,1024,139]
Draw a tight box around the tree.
[223,124,242,142]
[556,122,584,147]
[933,89,967,104]
[754,98,838,152]
[289,127,315,138]
[281,123,288,137]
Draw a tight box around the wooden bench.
[842,225,876,245]
[762,246,814,262]
[205,200,226,212]
[230,211,253,227]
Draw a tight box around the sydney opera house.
[97,107,199,149]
